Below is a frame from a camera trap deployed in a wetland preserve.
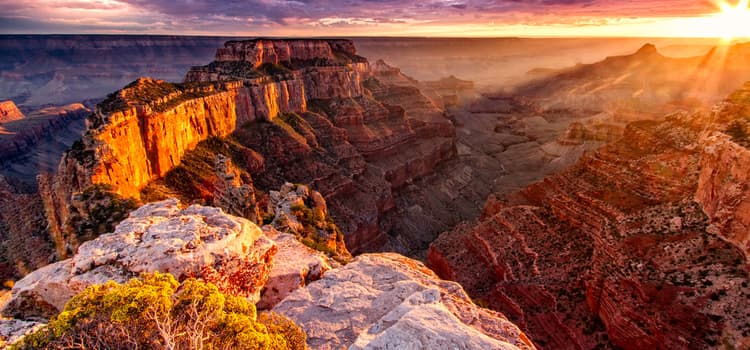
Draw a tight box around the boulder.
[0,318,45,348]
[273,253,535,350]
[258,226,337,310]
[2,199,277,319]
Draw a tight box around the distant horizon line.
[0,33,737,41]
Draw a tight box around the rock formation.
[428,86,750,349]
[0,103,89,162]
[213,154,262,223]
[274,253,536,350]
[0,318,45,348]
[267,182,351,262]
[0,101,24,123]
[516,43,750,113]
[258,226,337,310]
[39,39,457,256]
[2,199,277,319]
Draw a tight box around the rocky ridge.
[0,103,89,162]
[2,199,277,319]
[428,85,750,349]
[1,198,535,350]
[0,101,23,123]
[274,253,535,350]
[39,38,457,257]
[516,43,750,113]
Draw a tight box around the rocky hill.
[517,43,750,113]
[0,103,89,170]
[0,197,535,349]
[428,83,750,349]
[37,39,455,262]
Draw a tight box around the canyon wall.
[0,101,24,123]
[428,87,750,349]
[42,39,456,256]
[0,104,89,162]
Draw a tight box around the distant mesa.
[635,43,659,56]
[0,101,24,124]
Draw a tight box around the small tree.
[13,272,306,350]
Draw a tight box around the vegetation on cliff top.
[64,184,138,256]
[97,78,230,116]
[288,202,348,263]
[13,272,306,350]
[138,115,351,262]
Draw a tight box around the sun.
[712,0,750,41]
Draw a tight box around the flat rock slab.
[274,253,535,350]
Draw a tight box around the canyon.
[428,84,750,349]
[39,38,457,260]
[0,36,750,349]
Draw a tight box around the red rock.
[429,91,750,349]
[42,39,457,256]
[0,101,24,123]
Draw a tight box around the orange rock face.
[214,39,358,68]
[42,39,456,255]
[429,90,750,349]
[0,101,24,123]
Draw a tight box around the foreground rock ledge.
[2,199,277,319]
[273,253,536,350]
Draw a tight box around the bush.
[13,272,306,350]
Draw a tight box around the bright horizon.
[0,0,749,41]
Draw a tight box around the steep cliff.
[429,86,750,349]
[695,84,750,258]
[42,39,456,256]
[0,101,24,123]
[0,103,89,162]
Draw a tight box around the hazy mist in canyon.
[0,36,721,108]
[2,33,750,350]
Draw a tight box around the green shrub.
[13,272,306,350]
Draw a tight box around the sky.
[0,0,747,38]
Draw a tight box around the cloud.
[0,0,724,35]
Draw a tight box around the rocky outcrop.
[0,101,23,123]
[50,39,455,255]
[429,92,750,349]
[0,103,89,161]
[696,131,750,256]
[0,318,45,348]
[213,154,262,223]
[258,226,337,310]
[694,87,750,257]
[2,199,277,319]
[274,253,535,350]
[267,182,351,262]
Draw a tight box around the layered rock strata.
[44,39,456,255]
[429,87,750,349]
[0,103,89,161]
